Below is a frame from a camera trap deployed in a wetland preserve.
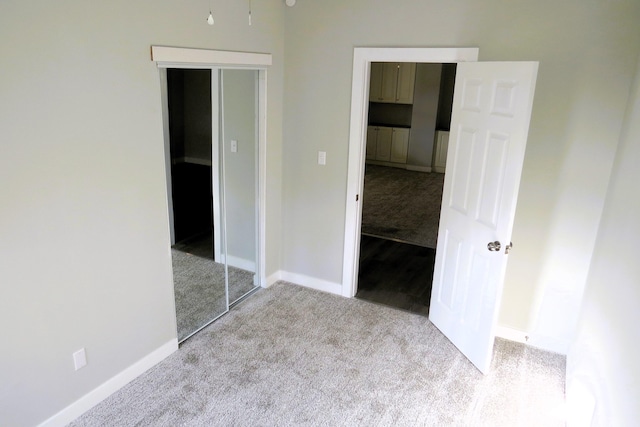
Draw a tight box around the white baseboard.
[495,325,530,344]
[39,339,178,427]
[265,270,282,287]
[184,156,212,166]
[526,334,569,355]
[495,326,568,355]
[406,165,432,173]
[278,271,343,296]
[172,156,212,166]
[220,255,255,272]
[365,160,408,170]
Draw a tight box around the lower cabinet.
[374,127,393,161]
[366,126,410,164]
[390,128,410,163]
[433,130,450,173]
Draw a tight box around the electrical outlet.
[73,348,87,371]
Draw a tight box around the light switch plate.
[318,151,326,165]
[231,140,238,153]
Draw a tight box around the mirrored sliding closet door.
[220,69,260,307]
[163,67,260,343]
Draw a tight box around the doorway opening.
[355,62,456,316]
[342,48,478,301]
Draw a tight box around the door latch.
[505,242,513,254]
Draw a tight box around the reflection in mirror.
[166,68,227,342]
[221,69,260,305]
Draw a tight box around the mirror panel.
[221,69,260,305]
[166,68,228,342]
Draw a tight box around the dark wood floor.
[356,235,435,316]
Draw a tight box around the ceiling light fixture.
[285,0,296,6]
[207,0,214,25]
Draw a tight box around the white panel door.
[429,62,538,374]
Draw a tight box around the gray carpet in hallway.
[70,282,566,426]
[362,164,445,248]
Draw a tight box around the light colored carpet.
[70,282,566,426]
[362,164,444,248]
[172,249,255,341]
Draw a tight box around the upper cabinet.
[369,62,416,104]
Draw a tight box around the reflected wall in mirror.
[221,69,259,306]
[163,67,260,343]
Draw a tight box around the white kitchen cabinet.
[395,64,416,104]
[366,126,378,160]
[366,126,410,164]
[369,62,416,104]
[433,130,450,173]
[369,64,384,103]
[390,128,410,163]
[375,127,393,161]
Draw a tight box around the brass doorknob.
[487,241,501,252]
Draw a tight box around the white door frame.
[341,47,479,298]
[153,46,271,288]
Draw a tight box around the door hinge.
[356,194,359,202]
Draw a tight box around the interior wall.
[167,69,185,159]
[436,64,457,131]
[282,0,640,352]
[407,63,442,169]
[566,54,640,426]
[0,1,284,425]
[183,69,213,164]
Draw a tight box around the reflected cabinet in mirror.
[163,68,260,343]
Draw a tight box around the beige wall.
[567,53,640,426]
[0,1,284,425]
[281,1,640,352]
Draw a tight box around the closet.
[163,68,260,342]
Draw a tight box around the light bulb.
[207,12,214,25]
